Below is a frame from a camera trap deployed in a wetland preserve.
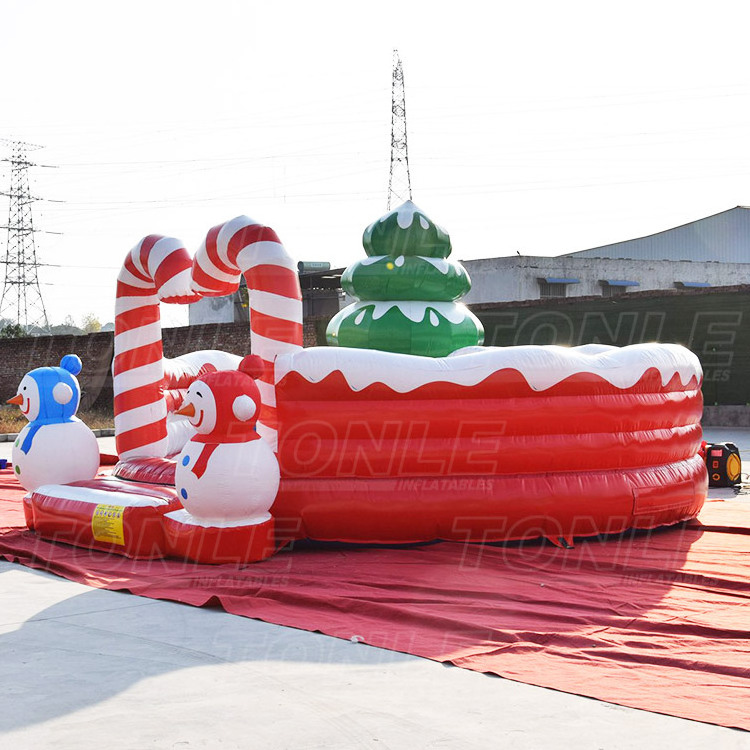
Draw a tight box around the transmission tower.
[387,50,413,210]
[0,139,49,332]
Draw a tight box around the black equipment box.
[705,442,742,487]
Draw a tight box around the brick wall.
[5,287,746,415]
[0,319,322,413]
[473,284,750,406]
[0,331,113,412]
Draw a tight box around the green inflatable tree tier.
[326,201,484,356]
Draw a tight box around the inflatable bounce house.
[12,203,707,563]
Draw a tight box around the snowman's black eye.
[196,391,203,398]
[22,386,26,391]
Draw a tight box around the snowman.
[7,354,99,492]
[173,355,280,526]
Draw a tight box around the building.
[461,207,750,305]
[188,265,344,326]
[564,206,750,263]
[461,254,748,305]
[188,277,249,325]
[297,264,345,318]
[188,207,750,320]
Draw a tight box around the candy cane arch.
[114,235,201,459]
[191,216,303,449]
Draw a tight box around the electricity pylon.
[0,139,49,332]
[387,50,413,210]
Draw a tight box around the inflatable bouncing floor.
[13,202,707,564]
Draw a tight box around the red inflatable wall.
[272,361,706,545]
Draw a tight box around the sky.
[2,0,750,328]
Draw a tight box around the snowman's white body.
[12,419,99,492]
[175,436,280,526]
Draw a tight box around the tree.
[81,313,102,334]
[0,323,26,339]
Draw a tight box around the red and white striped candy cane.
[114,235,201,459]
[192,215,303,449]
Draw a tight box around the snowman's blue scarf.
[20,423,43,455]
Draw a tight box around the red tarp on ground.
[1,466,748,731]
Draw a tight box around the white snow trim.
[421,256,452,274]
[393,201,421,229]
[376,201,448,237]
[358,255,452,275]
[343,300,472,325]
[34,483,171,508]
[275,343,702,393]
[165,509,272,528]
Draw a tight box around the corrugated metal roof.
[563,207,750,263]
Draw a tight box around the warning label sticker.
[91,504,125,546]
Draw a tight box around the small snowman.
[7,354,99,492]
[174,355,280,526]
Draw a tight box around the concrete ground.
[1,430,749,749]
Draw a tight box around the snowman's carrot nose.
[7,394,23,405]
[175,402,195,417]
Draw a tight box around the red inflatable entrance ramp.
[27,477,181,559]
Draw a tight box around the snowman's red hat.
[189,355,265,445]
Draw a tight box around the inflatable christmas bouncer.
[15,202,707,563]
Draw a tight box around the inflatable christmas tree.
[326,201,484,356]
